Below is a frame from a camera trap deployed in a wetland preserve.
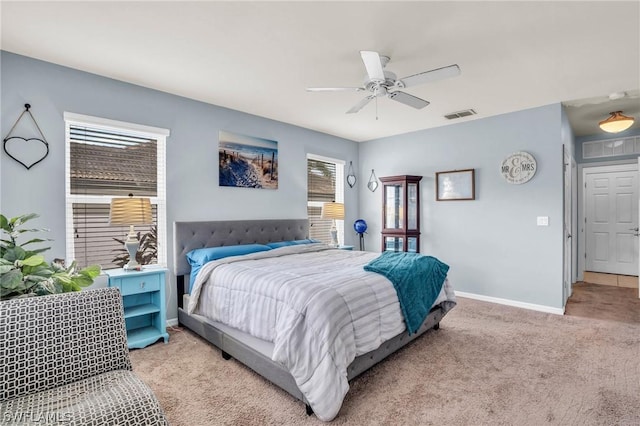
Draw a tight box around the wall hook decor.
[3,103,50,170]
[367,169,379,192]
[346,161,357,188]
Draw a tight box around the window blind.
[307,157,344,245]
[69,126,157,196]
[72,203,157,270]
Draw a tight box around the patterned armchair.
[0,288,168,425]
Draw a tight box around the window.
[307,154,344,245]
[64,113,169,270]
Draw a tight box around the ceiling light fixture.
[599,111,634,133]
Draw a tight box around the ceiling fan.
[307,51,461,114]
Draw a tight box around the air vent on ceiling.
[444,109,477,120]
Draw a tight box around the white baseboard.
[167,318,179,327]
[455,291,565,315]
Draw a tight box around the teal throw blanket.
[364,251,449,335]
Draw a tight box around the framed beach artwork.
[436,168,475,201]
[218,131,278,189]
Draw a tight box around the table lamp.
[321,201,344,247]
[109,194,152,270]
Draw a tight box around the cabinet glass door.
[384,236,404,252]
[408,183,418,230]
[407,237,418,253]
[385,184,403,229]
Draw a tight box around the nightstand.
[338,245,354,250]
[106,267,169,349]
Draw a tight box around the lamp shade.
[599,111,634,133]
[109,196,153,225]
[321,202,345,220]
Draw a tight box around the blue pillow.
[186,244,272,291]
[266,239,320,249]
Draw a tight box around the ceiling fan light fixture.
[599,111,634,133]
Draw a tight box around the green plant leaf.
[21,238,51,246]
[33,279,59,296]
[70,275,94,288]
[11,213,39,226]
[21,254,45,267]
[0,264,15,274]
[0,215,8,231]
[3,246,26,262]
[22,274,50,283]
[52,273,72,285]
[79,264,102,279]
[28,265,54,278]
[29,247,51,255]
[14,228,49,235]
[0,269,24,289]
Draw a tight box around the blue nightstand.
[106,267,169,349]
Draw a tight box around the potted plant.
[0,213,101,300]
[112,225,158,268]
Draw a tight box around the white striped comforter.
[187,244,455,421]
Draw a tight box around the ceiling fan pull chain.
[375,89,379,120]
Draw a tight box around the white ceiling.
[1,1,639,142]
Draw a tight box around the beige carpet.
[566,282,640,324]
[130,297,640,425]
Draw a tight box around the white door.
[585,164,639,275]
[563,148,572,303]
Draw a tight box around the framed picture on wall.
[436,169,475,201]
[218,130,278,189]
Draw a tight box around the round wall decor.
[500,151,537,184]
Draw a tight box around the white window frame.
[307,153,345,245]
[64,112,169,269]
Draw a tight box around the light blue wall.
[359,104,565,309]
[1,51,572,313]
[0,51,360,320]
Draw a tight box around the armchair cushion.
[1,370,167,425]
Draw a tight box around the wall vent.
[444,109,477,120]
[582,136,640,159]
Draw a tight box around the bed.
[174,219,456,421]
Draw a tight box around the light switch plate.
[537,216,549,226]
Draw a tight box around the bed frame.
[174,219,450,416]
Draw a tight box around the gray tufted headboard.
[173,219,309,277]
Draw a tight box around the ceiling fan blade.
[306,87,365,92]
[388,91,430,109]
[398,64,461,88]
[347,96,375,114]
[360,51,385,82]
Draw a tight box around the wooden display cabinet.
[380,175,422,253]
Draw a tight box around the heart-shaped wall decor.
[3,136,50,170]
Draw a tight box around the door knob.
[630,227,639,232]
[567,234,572,239]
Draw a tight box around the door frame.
[577,158,639,281]
[563,146,577,304]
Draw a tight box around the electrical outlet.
[537,216,549,226]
